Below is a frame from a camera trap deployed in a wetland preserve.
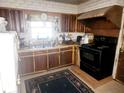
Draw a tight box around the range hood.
[78,5,123,28]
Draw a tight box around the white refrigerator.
[0,31,19,93]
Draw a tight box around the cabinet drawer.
[19,51,33,57]
[60,47,72,51]
[48,48,59,53]
[34,50,47,55]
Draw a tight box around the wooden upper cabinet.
[34,50,47,71]
[19,55,34,75]
[60,47,73,65]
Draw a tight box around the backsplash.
[19,32,85,49]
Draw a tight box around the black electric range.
[80,36,117,80]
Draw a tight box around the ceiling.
[46,0,89,5]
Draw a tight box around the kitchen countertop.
[18,44,80,53]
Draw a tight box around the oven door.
[80,47,101,68]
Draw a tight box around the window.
[30,21,53,39]
[24,13,60,42]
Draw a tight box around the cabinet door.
[74,46,80,65]
[60,50,72,65]
[49,53,59,68]
[115,52,124,83]
[19,56,34,74]
[34,55,47,71]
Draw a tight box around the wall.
[0,0,123,14]
[77,0,124,37]
[82,17,120,37]
[0,0,78,14]
[116,0,124,6]
[78,0,124,13]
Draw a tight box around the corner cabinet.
[18,45,77,76]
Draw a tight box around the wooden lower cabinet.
[48,53,60,68]
[34,55,47,71]
[19,46,74,75]
[19,56,34,74]
[60,50,72,65]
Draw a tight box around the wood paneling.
[0,8,86,34]
[92,29,119,37]
[34,55,47,71]
[83,17,118,29]
[80,17,120,37]
[77,20,85,32]
[49,53,60,68]
[0,8,25,33]
[19,56,34,74]
[61,14,76,32]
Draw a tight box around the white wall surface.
[0,0,78,14]
[0,0,123,14]
[78,0,123,13]
[116,0,124,6]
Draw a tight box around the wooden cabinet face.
[49,53,59,68]
[18,46,74,75]
[60,51,72,65]
[74,46,79,65]
[20,56,34,74]
[34,55,47,71]
[116,52,124,82]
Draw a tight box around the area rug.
[25,69,94,93]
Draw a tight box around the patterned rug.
[25,69,94,93]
